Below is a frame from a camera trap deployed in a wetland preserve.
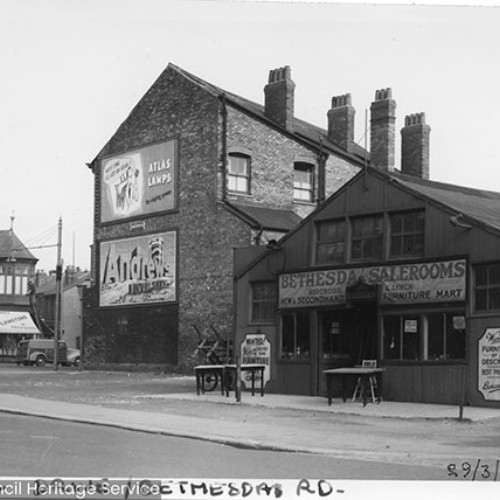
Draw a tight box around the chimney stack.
[264,66,295,130]
[327,94,355,152]
[401,113,430,180]
[370,88,396,171]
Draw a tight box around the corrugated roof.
[226,202,302,232]
[0,230,37,261]
[389,171,500,233]
[170,64,368,163]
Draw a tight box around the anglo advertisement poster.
[279,259,466,309]
[100,140,177,223]
[99,232,176,307]
[478,328,500,401]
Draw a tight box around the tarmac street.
[0,364,499,480]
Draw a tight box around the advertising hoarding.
[279,259,466,309]
[100,140,177,223]
[99,231,176,307]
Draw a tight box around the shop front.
[273,258,467,402]
[0,310,41,360]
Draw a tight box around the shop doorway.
[317,302,378,396]
[319,302,378,366]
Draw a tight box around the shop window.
[474,263,500,312]
[227,154,250,193]
[293,162,314,202]
[281,311,310,360]
[389,211,425,258]
[428,313,466,360]
[251,282,277,323]
[383,315,421,360]
[351,215,383,261]
[383,312,466,361]
[316,219,346,264]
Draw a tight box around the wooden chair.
[352,359,379,403]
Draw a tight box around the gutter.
[219,94,228,203]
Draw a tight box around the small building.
[84,63,369,369]
[0,227,40,359]
[34,266,90,349]
[234,91,500,407]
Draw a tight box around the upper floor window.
[316,219,346,264]
[251,282,277,323]
[390,211,425,258]
[227,154,250,194]
[0,263,30,296]
[351,215,383,261]
[293,162,314,202]
[475,263,500,312]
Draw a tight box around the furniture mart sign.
[279,259,466,309]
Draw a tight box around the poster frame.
[98,137,180,225]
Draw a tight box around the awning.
[0,311,41,335]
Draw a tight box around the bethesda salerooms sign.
[279,259,466,308]
[100,140,177,223]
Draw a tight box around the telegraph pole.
[53,217,63,371]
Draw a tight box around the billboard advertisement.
[99,231,176,307]
[100,140,177,223]
[279,259,466,309]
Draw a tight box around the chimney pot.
[327,93,355,152]
[401,112,430,180]
[264,66,295,130]
[370,88,396,171]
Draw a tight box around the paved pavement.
[1,387,500,466]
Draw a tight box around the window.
[351,215,383,261]
[475,263,500,312]
[383,312,466,361]
[383,315,422,361]
[227,154,250,193]
[293,162,314,202]
[251,282,277,322]
[316,219,346,264]
[0,264,31,296]
[281,312,310,360]
[390,211,425,258]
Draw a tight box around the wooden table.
[194,364,266,397]
[223,364,266,397]
[194,364,225,395]
[323,367,385,406]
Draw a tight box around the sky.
[1,0,500,272]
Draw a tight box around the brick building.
[84,63,367,369]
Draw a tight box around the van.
[16,339,68,367]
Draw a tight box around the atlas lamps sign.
[100,140,177,223]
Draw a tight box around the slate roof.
[226,202,303,232]
[387,170,500,233]
[170,64,368,163]
[35,272,90,296]
[0,230,37,261]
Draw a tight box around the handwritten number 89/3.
[447,460,499,480]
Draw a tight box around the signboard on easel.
[240,333,271,389]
